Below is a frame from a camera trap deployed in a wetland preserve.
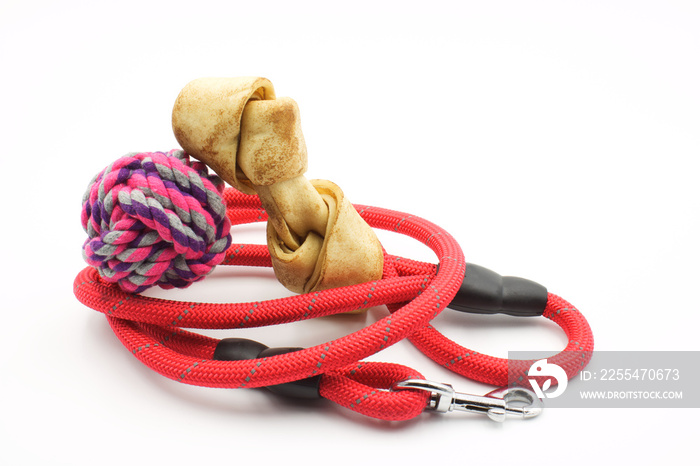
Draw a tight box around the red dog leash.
[75,186,594,421]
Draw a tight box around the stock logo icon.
[528,359,568,399]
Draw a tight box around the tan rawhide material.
[172,77,383,295]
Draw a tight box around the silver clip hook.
[392,379,543,422]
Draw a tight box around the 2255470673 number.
[598,368,680,381]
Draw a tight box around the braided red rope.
[74,187,594,421]
[408,294,594,386]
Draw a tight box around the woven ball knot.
[81,149,232,293]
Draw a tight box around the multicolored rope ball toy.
[80,149,232,293]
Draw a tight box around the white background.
[1,1,698,464]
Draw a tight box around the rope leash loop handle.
[408,293,595,387]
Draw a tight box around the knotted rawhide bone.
[172,77,383,294]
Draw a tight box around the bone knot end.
[172,77,384,295]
